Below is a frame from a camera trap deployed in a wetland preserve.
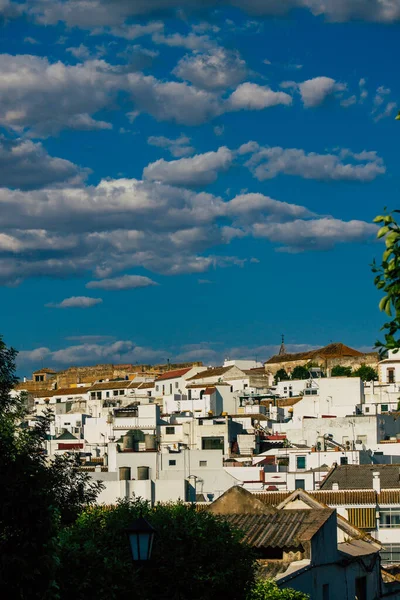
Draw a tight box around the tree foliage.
[57,499,256,600]
[247,580,309,600]
[291,366,309,380]
[372,210,400,354]
[352,365,377,382]
[274,368,290,383]
[331,365,352,377]
[0,336,102,599]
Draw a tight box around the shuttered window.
[347,508,376,529]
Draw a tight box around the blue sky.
[0,0,399,375]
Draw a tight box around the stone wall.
[266,353,379,376]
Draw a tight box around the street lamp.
[125,517,156,563]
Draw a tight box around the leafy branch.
[372,209,400,354]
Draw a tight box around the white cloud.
[126,72,222,125]
[213,125,224,136]
[374,101,397,122]
[46,296,103,308]
[18,339,166,367]
[26,0,400,27]
[147,134,194,157]
[228,82,292,110]
[143,146,233,186]
[253,218,377,251]
[103,21,163,40]
[173,48,247,90]
[66,43,91,60]
[0,54,121,135]
[86,274,158,290]
[243,145,386,182]
[24,36,40,44]
[152,30,214,50]
[0,136,89,189]
[298,76,347,107]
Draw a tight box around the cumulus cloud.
[147,134,194,157]
[143,147,233,186]
[228,82,292,110]
[86,274,158,290]
[26,0,400,28]
[0,54,121,135]
[242,144,386,182]
[0,136,89,189]
[298,76,347,107]
[66,43,91,60]
[0,172,322,285]
[18,339,167,367]
[102,21,163,40]
[173,48,247,90]
[46,296,103,308]
[152,30,214,50]
[253,218,377,251]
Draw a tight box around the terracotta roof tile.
[187,366,233,380]
[155,368,192,381]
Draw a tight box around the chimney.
[372,471,381,494]
[332,483,339,491]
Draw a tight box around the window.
[340,456,348,465]
[56,398,61,404]
[113,390,118,396]
[202,436,224,450]
[35,374,44,382]
[355,576,367,600]
[284,387,287,393]
[175,381,179,389]
[155,385,159,392]
[169,459,176,466]
[96,392,101,400]
[388,368,395,384]
[170,384,173,394]
[165,426,175,435]
[106,392,110,398]
[296,456,306,470]
[199,461,207,467]
[162,385,165,394]
[381,544,400,564]
[119,390,124,395]
[295,479,305,490]
[188,390,192,400]
[91,392,96,399]
[381,404,389,413]
[380,509,400,528]
[365,406,370,413]
[322,584,329,600]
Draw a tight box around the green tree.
[0,336,102,599]
[352,364,377,382]
[372,210,400,354]
[247,580,309,600]
[57,499,256,600]
[331,365,352,377]
[274,368,290,383]
[291,366,309,380]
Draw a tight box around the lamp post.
[125,517,156,563]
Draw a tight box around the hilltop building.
[265,342,378,376]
